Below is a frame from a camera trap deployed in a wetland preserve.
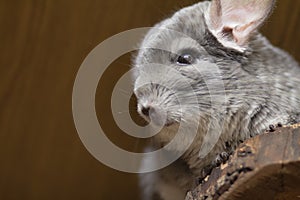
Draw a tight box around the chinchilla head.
[133,0,280,146]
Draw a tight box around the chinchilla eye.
[176,54,195,65]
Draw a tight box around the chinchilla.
[132,0,300,199]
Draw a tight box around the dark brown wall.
[0,1,299,200]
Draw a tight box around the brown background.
[0,0,299,200]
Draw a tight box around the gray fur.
[133,1,300,199]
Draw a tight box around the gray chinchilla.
[132,0,300,199]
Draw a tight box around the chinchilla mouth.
[164,118,181,127]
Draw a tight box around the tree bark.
[186,123,300,200]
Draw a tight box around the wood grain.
[0,1,298,200]
[186,124,300,200]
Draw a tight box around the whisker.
[132,138,141,152]
[118,88,134,97]
[114,61,133,68]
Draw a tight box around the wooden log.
[186,123,300,200]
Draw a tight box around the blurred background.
[0,0,299,200]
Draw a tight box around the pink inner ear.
[222,5,262,30]
[232,21,257,46]
[223,8,253,24]
[207,0,275,49]
[217,7,261,46]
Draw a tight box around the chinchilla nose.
[141,106,150,117]
[139,104,167,127]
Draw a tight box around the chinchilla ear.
[205,0,275,52]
